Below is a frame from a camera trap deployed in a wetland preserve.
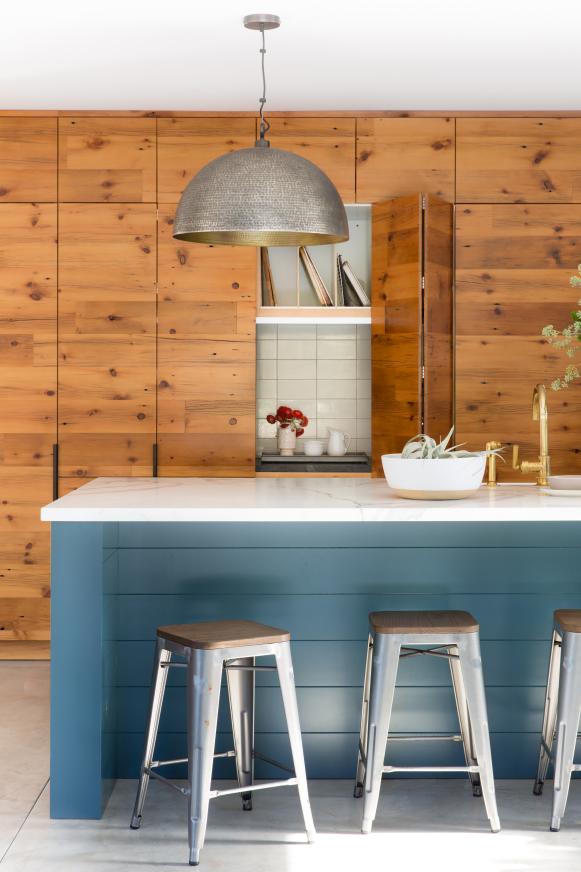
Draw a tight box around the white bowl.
[381,454,486,500]
[548,475,581,491]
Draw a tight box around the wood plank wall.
[2,111,581,655]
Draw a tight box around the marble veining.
[40,477,581,523]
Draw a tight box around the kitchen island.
[42,477,581,818]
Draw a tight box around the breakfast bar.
[42,477,581,819]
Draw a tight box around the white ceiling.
[2,0,580,111]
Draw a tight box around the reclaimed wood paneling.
[456,204,581,478]
[0,204,56,645]
[0,118,57,201]
[157,208,256,475]
[157,118,256,204]
[423,195,454,439]
[265,117,356,201]
[457,118,581,203]
[357,118,455,203]
[59,118,156,202]
[58,204,156,488]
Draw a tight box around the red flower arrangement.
[266,405,309,437]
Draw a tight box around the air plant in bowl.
[383,428,502,500]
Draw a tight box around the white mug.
[303,440,325,456]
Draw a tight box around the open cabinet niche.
[371,194,454,475]
[259,204,371,313]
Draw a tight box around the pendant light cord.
[258,27,270,141]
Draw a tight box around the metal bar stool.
[354,610,500,834]
[534,609,581,831]
[130,619,316,865]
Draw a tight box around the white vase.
[277,427,296,456]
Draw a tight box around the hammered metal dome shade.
[173,146,349,246]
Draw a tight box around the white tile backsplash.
[317,338,356,360]
[357,357,371,379]
[257,359,277,380]
[278,324,316,340]
[277,339,317,360]
[256,324,371,459]
[317,358,357,380]
[278,379,317,399]
[257,339,277,360]
[277,358,317,380]
[317,379,357,399]
[317,398,357,419]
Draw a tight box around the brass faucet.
[512,383,550,486]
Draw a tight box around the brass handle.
[513,444,542,475]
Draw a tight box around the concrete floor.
[3,662,581,870]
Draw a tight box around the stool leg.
[361,634,400,835]
[450,645,481,797]
[550,630,581,832]
[226,657,255,811]
[130,639,171,829]
[534,629,561,796]
[187,649,223,866]
[354,634,373,798]
[457,633,500,833]
[275,641,316,843]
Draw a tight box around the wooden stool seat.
[157,619,290,650]
[554,610,581,634]
[369,610,479,635]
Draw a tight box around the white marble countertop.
[40,477,581,523]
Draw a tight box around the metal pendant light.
[173,13,349,247]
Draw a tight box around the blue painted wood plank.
[109,593,581,641]
[109,639,552,688]
[113,684,546,735]
[117,521,581,550]
[116,547,581,595]
[51,522,112,819]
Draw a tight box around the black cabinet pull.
[152,443,158,478]
[52,443,59,500]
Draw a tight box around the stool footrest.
[209,778,298,799]
[383,765,479,774]
[144,767,189,795]
[387,734,463,743]
[253,750,295,775]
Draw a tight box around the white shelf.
[256,306,371,325]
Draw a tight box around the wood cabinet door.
[0,118,57,202]
[456,204,581,478]
[157,208,257,475]
[371,194,453,475]
[265,117,356,202]
[0,203,56,654]
[157,118,256,204]
[457,118,581,203]
[357,118,455,204]
[58,204,156,492]
[59,117,156,202]
[372,195,422,473]
[423,195,453,440]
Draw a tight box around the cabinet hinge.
[421,365,425,380]
[421,275,425,290]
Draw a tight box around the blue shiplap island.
[41,477,581,819]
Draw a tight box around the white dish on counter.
[542,487,581,498]
[548,475,581,491]
[381,454,487,500]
